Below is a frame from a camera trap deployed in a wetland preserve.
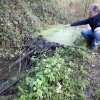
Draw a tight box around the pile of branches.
[0,35,64,96]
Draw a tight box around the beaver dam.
[0,25,83,95]
[0,35,64,95]
[0,25,100,100]
[0,25,87,95]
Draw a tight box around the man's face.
[88,8,98,18]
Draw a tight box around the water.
[36,24,82,46]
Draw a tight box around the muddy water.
[36,24,82,46]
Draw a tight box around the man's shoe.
[89,42,100,50]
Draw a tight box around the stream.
[36,24,82,46]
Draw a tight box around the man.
[65,4,100,50]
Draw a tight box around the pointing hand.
[65,24,70,28]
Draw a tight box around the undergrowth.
[15,46,91,100]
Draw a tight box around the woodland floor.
[85,48,100,100]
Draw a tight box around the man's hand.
[65,24,70,28]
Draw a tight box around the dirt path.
[85,49,100,100]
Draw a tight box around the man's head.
[88,4,100,18]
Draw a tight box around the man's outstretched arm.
[65,18,90,28]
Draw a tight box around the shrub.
[17,47,90,100]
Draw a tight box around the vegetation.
[0,0,99,59]
[15,45,90,100]
[0,0,100,100]
[12,38,99,100]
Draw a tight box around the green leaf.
[37,89,43,98]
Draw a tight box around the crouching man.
[65,4,100,50]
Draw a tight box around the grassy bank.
[1,38,100,100]
[13,44,92,100]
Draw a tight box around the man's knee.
[81,30,84,36]
[81,29,92,36]
[81,29,87,36]
[94,31,100,40]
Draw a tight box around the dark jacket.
[71,13,100,31]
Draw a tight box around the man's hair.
[90,4,100,12]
